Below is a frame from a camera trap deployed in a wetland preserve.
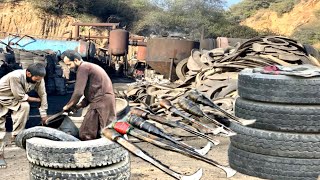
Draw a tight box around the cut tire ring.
[263,37,289,46]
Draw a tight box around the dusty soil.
[0,135,262,180]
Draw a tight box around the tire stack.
[17,127,131,180]
[228,68,320,180]
[27,138,131,180]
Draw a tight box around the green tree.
[132,0,260,39]
[28,0,159,30]
[133,0,225,38]
[270,0,299,16]
[228,0,279,22]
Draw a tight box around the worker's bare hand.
[41,116,48,125]
[27,97,41,103]
[75,104,82,110]
[63,105,79,114]
[63,105,69,112]
[69,106,79,114]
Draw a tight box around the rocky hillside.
[0,0,319,47]
[0,2,78,39]
[241,0,320,46]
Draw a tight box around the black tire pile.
[228,68,320,180]
[16,127,131,180]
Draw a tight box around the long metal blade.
[129,129,236,178]
[174,121,220,145]
[129,114,212,156]
[188,90,256,126]
[131,108,220,145]
[146,113,220,145]
[210,104,256,126]
[202,115,237,137]
[115,137,203,180]
[171,108,223,135]
[129,129,206,180]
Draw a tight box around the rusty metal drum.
[109,29,129,56]
[146,37,199,80]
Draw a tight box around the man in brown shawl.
[0,63,48,142]
[61,50,116,141]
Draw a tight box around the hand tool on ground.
[178,97,236,137]
[102,128,203,180]
[127,115,212,156]
[187,90,256,126]
[131,108,220,145]
[160,99,225,136]
[112,122,236,178]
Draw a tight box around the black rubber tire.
[15,126,80,149]
[228,145,320,180]
[235,97,320,132]
[230,122,320,159]
[238,68,320,104]
[29,156,131,180]
[176,58,189,81]
[26,137,129,169]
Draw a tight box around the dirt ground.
[0,134,262,180]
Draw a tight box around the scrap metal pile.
[110,88,256,179]
[123,36,320,119]
[177,35,320,100]
[107,35,320,179]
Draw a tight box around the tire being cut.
[15,126,80,149]
[228,145,320,180]
[230,122,320,158]
[238,68,320,104]
[235,97,320,132]
[26,137,129,169]
[29,156,130,180]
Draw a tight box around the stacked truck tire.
[16,127,131,180]
[228,68,320,180]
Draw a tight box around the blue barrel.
[0,36,96,58]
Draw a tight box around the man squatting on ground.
[0,63,48,143]
[61,50,116,141]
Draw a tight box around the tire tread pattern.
[230,122,320,158]
[26,138,129,169]
[235,97,320,132]
[228,145,320,180]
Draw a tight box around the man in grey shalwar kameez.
[0,63,48,142]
